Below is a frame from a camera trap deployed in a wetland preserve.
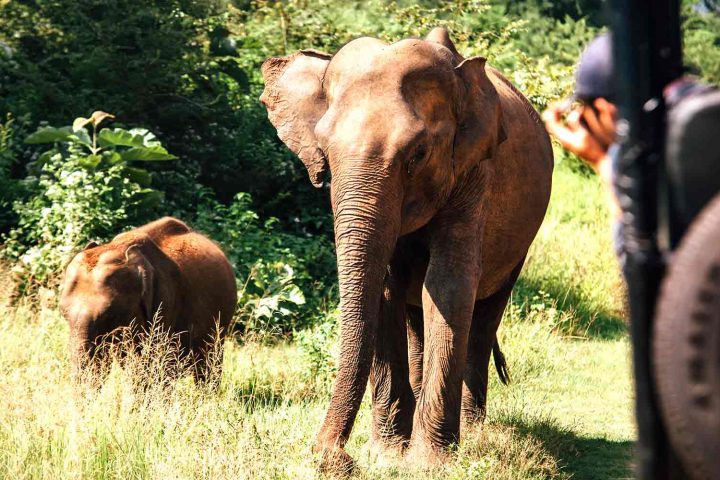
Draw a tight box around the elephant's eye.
[408,146,427,175]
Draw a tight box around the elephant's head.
[260,28,506,457]
[262,28,505,228]
[60,240,158,367]
[261,27,505,320]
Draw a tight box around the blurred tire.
[654,193,720,480]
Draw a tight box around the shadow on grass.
[498,414,634,480]
[513,275,627,340]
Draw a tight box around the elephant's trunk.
[69,326,93,375]
[316,167,401,451]
[68,316,103,376]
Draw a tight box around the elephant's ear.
[453,56,507,173]
[425,26,463,63]
[125,245,156,322]
[260,49,332,188]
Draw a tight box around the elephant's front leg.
[406,304,425,400]
[369,268,415,457]
[407,231,480,464]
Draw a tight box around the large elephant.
[60,217,237,383]
[261,28,552,471]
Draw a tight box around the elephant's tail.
[492,338,511,385]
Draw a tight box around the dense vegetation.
[0,1,717,478]
[1,0,717,333]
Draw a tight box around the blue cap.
[574,33,615,102]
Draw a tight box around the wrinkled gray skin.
[261,28,552,472]
[60,217,237,383]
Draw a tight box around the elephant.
[60,216,237,383]
[260,27,552,471]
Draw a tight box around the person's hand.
[542,98,617,173]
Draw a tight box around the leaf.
[98,128,147,148]
[99,128,160,149]
[128,128,160,147]
[120,146,177,161]
[285,285,306,305]
[89,111,115,127]
[70,129,92,147]
[219,59,250,91]
[25,127,73,144]
[72,117,91,131]
[78,154,102,169]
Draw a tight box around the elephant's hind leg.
[462,259,524,426]
[369,270,416,457]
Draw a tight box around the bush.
[683,1,720,84]
[1,112,174,294]
[0,0,328,227]
[191,192,337,335]
[0,114,22,234]
[0,0,716,329]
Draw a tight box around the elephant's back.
[156,228,238,331]
[488,68,553,168]
[476,69,553,299]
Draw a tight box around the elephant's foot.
[367,433,407,463]
[460,404,487,430]
[313,442,355,477]
[404,437,451,468]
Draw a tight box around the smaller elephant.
[60,217,237,382]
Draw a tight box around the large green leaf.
[25,127,73,144]
[98,128,157,148]
[25,126,92,147]
[119,146,177,162]
[128,128,160,147]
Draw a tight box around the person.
[542,33,622,222]
[543,33,715,262]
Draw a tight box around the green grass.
[0,158,634,479]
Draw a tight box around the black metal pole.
[608,0,684,478]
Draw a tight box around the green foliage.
[0,0,717,325]
[683,1,720,83]
[1,113,173,294]
[0,114,22,234]
[240,0,588,110]
[295,310,338,394]
[0,0,327,226]
[502,0,606,25]
[191,193,337,335]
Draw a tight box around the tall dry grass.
[0,161,632,479]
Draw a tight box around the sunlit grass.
[521,148,626,339]
[0,162,634,479]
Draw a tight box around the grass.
[0,158,634,480]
